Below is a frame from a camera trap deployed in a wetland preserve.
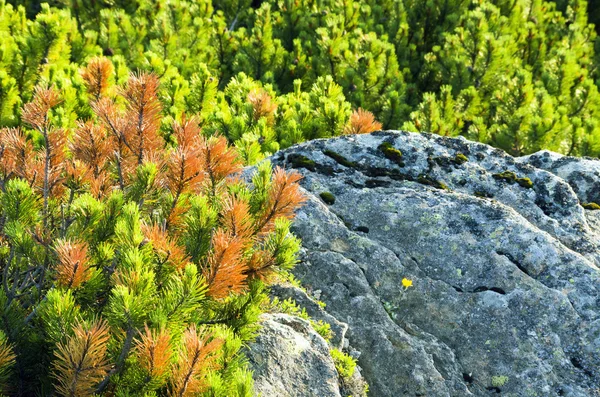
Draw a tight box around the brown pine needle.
[135,324,172,380]
[254,167,305,234]
[52,319,111,397]
[169,325,222,397]
[142,223,190,270]
[204,229,248,299]
[344,108,383,135]
[21,86,62,133]
[200,135,243,195]
[248,88,277,125]
[82,57,114,100]
[54,239,92,289]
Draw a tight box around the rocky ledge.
[249,131,600,397]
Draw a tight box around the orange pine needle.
[71,121,111,177]
[142,223,189,270]
[165,118,205,198]
[169,325,222,397]
[135,325,172,380]
[0,128,35,181]
[21,86,62,133]
[204,229,248,299]
[200,135,243,195]
[247,89,277,125]
[52,319,111,397]
[0,339,15,372]
[82,57,114,100]
[344,108,383,135]
[254,167,305,234]
[221,196,253,239]
[54,239,92,289]
[121,72,163,165]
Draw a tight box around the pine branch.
[200,135,242,199]
[53,319,111,397]
[82,57,114,101]
[254,167,305,234]
[121,72,163,166]
[95,325,134,394]
[54,239,91,289]
[222,196,253,239]
[204,229,248,299]
[135,324,172,381]
[169,326,222,397]
[344,108,383,135]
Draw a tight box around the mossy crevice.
[363,167,450,191]
[417,175,450,190]
[323,150,358,168]
[474,190,493,198]
[287,153,336,176]
[319,191,336,205]
[288,153,316,171]
[492,170,533,189]
[378,142,405,167]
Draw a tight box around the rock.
[518,150,600,205]
[247,313,342,397]
[270,284,349,349]
[264,131,600,397]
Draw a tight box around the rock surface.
[258,131,600,397]
[246,313,342,397]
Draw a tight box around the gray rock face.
[247,313,342,397]
[518,150,600,205]
[264,131,600,397]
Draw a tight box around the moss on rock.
[323,150,358,168]
[320,191,336,205]
[453,152,469,165]
[417,175,449,190]
[493,170,533,189]
[288,153,317,171]
[378,142,405,167]
[516,177,533,189]
[491,375,509,388]
[582,202,600,210]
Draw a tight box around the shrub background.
[1,0,599,158]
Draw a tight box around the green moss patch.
[378,142,405,167]
[323,150,358,168]
[582,202,600,210]
[287,153,316,171]
[516,177,533,188]
[417,175,449,190]
[492,170,533,189]
[491,375,509,387]
[319,191,336,205]
[453,152,469,165]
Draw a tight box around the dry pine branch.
[53,319,111,397]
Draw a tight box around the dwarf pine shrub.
[0,64,306,396]
[2,0,600,157]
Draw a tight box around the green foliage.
[4,0,598,159]
[330,348,357,380]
